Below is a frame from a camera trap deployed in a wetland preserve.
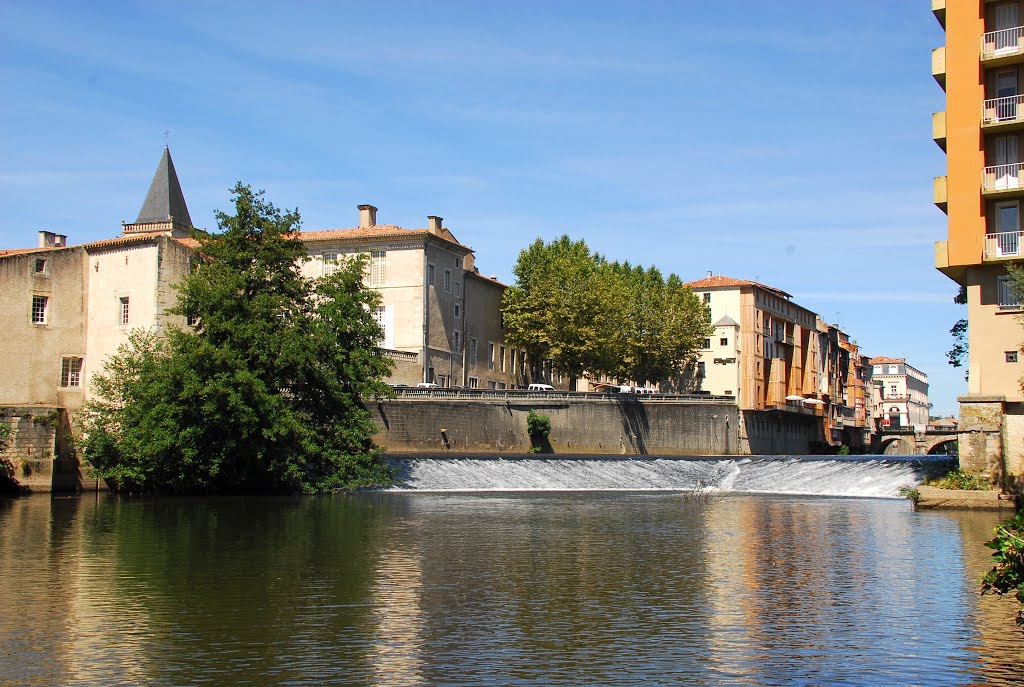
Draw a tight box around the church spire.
[123,146,193,237]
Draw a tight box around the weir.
[387,454,956,498]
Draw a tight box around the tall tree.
[83,183,393,493]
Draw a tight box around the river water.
[1,458,1022,686]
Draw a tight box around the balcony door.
[996,201,1021,256]
[994,4,1021,53]
[996,70,1018,121]
[994,135,1021,189]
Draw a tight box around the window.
[428,264,435,286]
[34,258,46,274]
[511,349,517,372]
[888,365,898,374]
[369,250,386,286]
[486,380,497,389]
[998,275,1022,309]
[697,361,706,377]
[873,366,882,374]
[31,295,48,324]
[500,345,506,372]
[470,338,478,366]
[1008,351,1019,363]
[427,367,435,383]
[703,338,711,349]
[323,253,338,277]
[186,313,199,327]
[60,357,83,387]
[454,303,461,319]
[488,342,495,369]
[444,269,451,293]
[703,293,711,304]
[889,385,897,396]
[468,377,478,389]
[497,382,506,390]
[454,331,461,353]
[456,258,462,268]
[454,282,461,297]
[119,297,130,325]
[720,337,728,346]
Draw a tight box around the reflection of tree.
[76,496,393,685]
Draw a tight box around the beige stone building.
[298,206,527,390]
[0,147,198,418]
[869,356,930,432]
[684,274,824,453]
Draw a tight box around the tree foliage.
[946,286,968,381]
[981,512,1024,628]
[83,183,393,494]
[502,235,711,385]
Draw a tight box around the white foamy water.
[388,455,955,498]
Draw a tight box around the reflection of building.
[869,356,930,431]
[931,2,1024,483]
[684,274,823,453]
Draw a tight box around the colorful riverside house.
[932,1,1024,485]
[683,274,826,454]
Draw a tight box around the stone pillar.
[957,395,1005,482]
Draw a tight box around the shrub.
[926,469,992,491]
[526,410,551,439]
[981,512,1024,628]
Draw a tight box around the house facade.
[869,356,930,432]
[932,0,1024,483]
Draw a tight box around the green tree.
[946,286,968,381]
[83,183,393,494]
[981,512,1024,628]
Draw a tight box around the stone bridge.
[875,429,958,456]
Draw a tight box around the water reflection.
[0,493,1021,686]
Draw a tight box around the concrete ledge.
[916,486,1017,510]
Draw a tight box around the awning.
[803,398,825,405]
[785,395,805,401]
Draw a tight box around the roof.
[713,314,739,328]
[299,225,472,253]
[1,232,201,258]
[0,247,60,257]
[466,269,509,288]
[136,146,193,227]
[869,356,905,365]
[685,274,792,299]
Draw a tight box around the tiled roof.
[2,232,202,257]
[300,225,471,252]
[869,356,905,365]
[0,247,60,257]
[685,274,792,299]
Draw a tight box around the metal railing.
[983,162,1024,191]
[982,25,1024,59]
[984,94,1024,125]
[985,230,1023,258]
[386,388,736,403]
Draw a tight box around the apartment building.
[685,274,824,453]
[298,207,526,389]
[932,0,1024,480]
[869,356,931,432]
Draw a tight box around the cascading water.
[386,454,956,498]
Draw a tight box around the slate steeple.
[123,146,193,237]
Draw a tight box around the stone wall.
[372,397,740,455]
[0,406,59,492]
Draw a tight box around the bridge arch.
[879,436,910,455]
[926,439,958,456]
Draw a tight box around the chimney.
[38,231,67,248]
[427,215,443,234]
[706,270,713,278]
[358,204,377,228]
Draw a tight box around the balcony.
[932,0,945,29]
[984,230,1024,259]
[934,175,948,213]
[983,95,1024,132]
[982,26,1024,66]
[932,46,946,89]
[933,111,946,150]
[982,163,1024,197]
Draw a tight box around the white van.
[528,383,555,391]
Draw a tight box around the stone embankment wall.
[372,397,741,455]
[0,405,99,492]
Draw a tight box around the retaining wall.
[372,397,741,455]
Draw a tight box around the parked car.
[528,383,555,391]
[416,382,439,389]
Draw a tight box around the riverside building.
[932,0,1024,482]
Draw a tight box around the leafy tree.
[83,183,393,494]
[946,286,968,381]
[502,235,710,385]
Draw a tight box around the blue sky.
[0,1,963,413]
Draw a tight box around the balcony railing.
[984,94,1024,125]
[982,25,1024,60]
[983,162,1024,192]
[985,230,1023,258]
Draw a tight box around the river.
[0,457,1022,686]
